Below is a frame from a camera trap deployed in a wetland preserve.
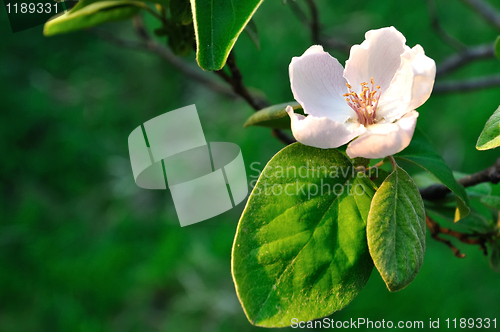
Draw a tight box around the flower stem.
[388,156,398,171]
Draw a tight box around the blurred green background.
[1,0,499,331]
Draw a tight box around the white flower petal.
[344,27,406,94]
[290,45,355,123]
[287,106,365,149]
[346,111,419,159]
[377,45,436,122]
[407,46,436,110]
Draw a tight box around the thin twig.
[426,0,466,51]
[433,74,500,93]
[90,29,235,98]
[304,0,320,44]
[286,0,350,53]
[92,18,295,145]
[132,15,293,145]
[426,215,490,258]
[215,52,296,145]
[426,215,466,258]
[420,158,500,200]
[219,53,268,110]
[456,158,500,187]
[461,0,500,30]
[436,44,495,77]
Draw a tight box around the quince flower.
[287,27,436,159]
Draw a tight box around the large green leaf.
[476,105,500,150]
[44,0,142,36]
[367,166,426,292]
[232,143,375,327]
[244,102,303,129]
[190,0,264,70]
[394,128,470,221]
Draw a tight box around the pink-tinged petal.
[290,45,355,123]
[287,106,365,149]
[377,45,436,122]
[344,27,406,94]
[346,111,419,159]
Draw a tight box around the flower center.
[343,77,381,126]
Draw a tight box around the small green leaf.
[476,105,500,150]
[244,102,303,129]
[367,166,426,292]
[481,195,500,210]
[232,143,375,327]
[395,128,470,221]
[495,36,500,60]
[190,0,264,70]
[44,0,142,36]
[244,19,260,50]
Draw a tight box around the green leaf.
[394,128,470,221]
[190,0,264,70]
[232,143,375,327]
[495,36,500,60]
[244,102,303,129]
[44,0,142,36]
[367,166,426,292]
[481,195,500,210]
[476,105,500,150]
[244,19,260,50]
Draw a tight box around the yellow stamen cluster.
[343,77,381,126]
